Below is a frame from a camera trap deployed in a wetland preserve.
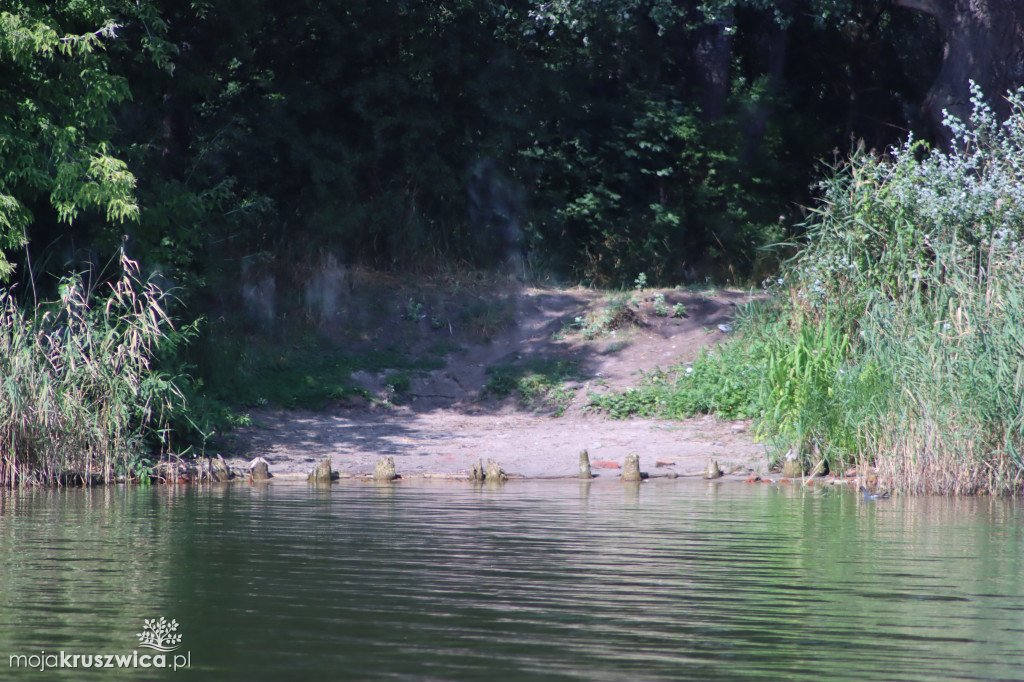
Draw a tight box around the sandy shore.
[222,406,768,481]
[214,285,771,483]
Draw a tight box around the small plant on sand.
[652,293,669,317]
[672,302,687,318]
[403,298,425,322]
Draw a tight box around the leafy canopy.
[0,4,140,280]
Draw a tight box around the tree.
[0,4,147,281]
[893,0,1024,141]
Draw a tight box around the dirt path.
[222,284,770,480]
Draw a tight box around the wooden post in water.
[579,450,592,479]
[485,459,507,483]
[781,452,804,478]
[373,456,398,481]
[250,457,272,481]
[212,455,234,482]
[308,457,334,482]
[621,454,642,482]
[703,460,724,479]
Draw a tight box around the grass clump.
[0,255,185,485]
[588,305,771,420]
[484,358,581,416]
[458,297,515,342]
[571,294,642,340]
[759,83,1024,493]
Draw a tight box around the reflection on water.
[0,480,1023,680]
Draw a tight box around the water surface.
[1,480,1022,680]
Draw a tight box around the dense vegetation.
[592,86,1024,494]
[1,1,1022,490]
[1,0,945,290]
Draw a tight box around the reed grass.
[754,83,1024,494]
[0,253,183,485]
[590,83,1024,494]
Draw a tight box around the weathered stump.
[578,450,592,479]
[250,457,272,481]
[308,457,335,483]
[373,455,398,481]
[703,459,724,480]
[154,460,197,484]
[211,455,234,482]
[621,454,642,482]
[781,454,804,478]
[471,459,485,482]
[485,459,507,483]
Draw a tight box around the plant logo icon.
[136,618,183,652]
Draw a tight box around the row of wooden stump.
[297,450,728,483]
[160,451,729,483]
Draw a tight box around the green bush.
[589,83,1024,494]
[761,83,1024,492]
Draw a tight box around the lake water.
[1,480,1023,680]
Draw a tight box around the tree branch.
[891,0,948,20]
[59,21,121,44]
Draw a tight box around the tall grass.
[590,82,1024,494]
[0,254,184,485]
[752,82,1024,494]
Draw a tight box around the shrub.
[759,82,1024,492]
[588,82,1024,494]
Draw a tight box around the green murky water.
[1,480,1022,680]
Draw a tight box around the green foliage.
[403,299,425,323]
[757,315,853,467]
[784,83,1024,493]
[0,254,184,484]
[0,5,145,280]
[484,358,581,416]
[4,0,937,294]
[588,307,770,420]
[619,84,1024,494]
[524,89,793,284]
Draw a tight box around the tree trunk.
[690,10,734,120]
[894,0,1024,141]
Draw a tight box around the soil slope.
[223,284,768,480]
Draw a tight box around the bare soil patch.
[222,280,769,480]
